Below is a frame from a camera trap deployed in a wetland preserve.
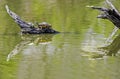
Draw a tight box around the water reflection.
[81,28,106,59]
[7,34,56,61]
[82,29,120,59]
[99,34,120,56]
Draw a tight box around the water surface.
[0,0,120,79]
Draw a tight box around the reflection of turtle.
[5,5,59,34]
[21,34,55,44]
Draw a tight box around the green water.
[0,0,120,79]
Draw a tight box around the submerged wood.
[5,5,59,34]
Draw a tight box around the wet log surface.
[5,5,59,34]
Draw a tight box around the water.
[105,27,119,44]
[0,0,120,79]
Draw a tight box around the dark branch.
[88,0,120,29]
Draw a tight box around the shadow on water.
[7,34,56,61]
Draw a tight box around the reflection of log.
[88,0,120,29]
[5,5,59,34]
[7,34,55,61]
[106,34,120,56]
[99,34,120,56]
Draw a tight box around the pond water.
[0,0,120,79]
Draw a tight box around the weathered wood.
[88,0,120,29]
[5,5,59,34]
[87,0,120,56]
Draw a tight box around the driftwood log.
[88,0,120,56]
[88,0,120,29]
[5,5,59,34]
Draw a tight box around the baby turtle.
[38,22,52,30]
